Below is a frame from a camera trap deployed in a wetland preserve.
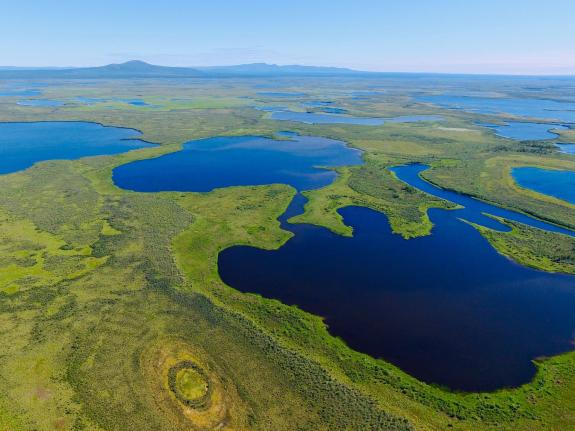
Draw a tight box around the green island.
[1,72,575,431]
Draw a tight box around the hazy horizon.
[1,60,575,78]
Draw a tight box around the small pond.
[116,98,151,106]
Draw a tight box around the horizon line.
[0,60,574,78]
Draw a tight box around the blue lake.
[271,110,385,125]
[269,110,442,126]
[117,98,151,106]
[218,163,575,391]
[0,89,41,97]
[418,94,575,123]
[302,101,348,113]
[316,107,349,114]
[557,143,575,154]
[257,92,307,98]
[303,101,334,107]
[17,99,65,107]
[513,167,575,205]
[392,164,575,237]
[0,122,154,175]
[477,121,569,141]
[75,96,105,104]
[386,115,444,123]
[113,133,363,192]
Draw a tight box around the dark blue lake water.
[478,121,569,141]
[0,122,154,175]
[513,167,575,205]
[17,99,65,107]
[218,164,575,391]
[113,133,363,192]
[419,94,575,123]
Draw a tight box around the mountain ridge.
[0,60,367,78]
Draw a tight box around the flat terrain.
[1,75,575,430]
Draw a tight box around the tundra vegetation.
[0,76,574,430]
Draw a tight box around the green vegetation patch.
[290,159,456,238]
[471,216,575,274]
[168,361,212,409]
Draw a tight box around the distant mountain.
[197,63,367,76]
[73,60,205,77]
[0,60,369,79]
[0,61,204,79]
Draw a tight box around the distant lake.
[271,110,386,125]
[219,164,575,391]
[302,101,334,107]
[0,89,41,97]
[316,107,349,114]
[301,101,347,113]
[386,115,444,123]
[0,122,154,175]
[351,90,386,100]
[269,110,442,126]
[75,96,105,104]
[477,121,569,141]
[557,143,575,154]
[17,99,65,107]
[257,92,307,98]
[116,98,151,106]
[513,167,575,204]
[113,132,363,192]
[418,94,575,123]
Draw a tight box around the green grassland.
[0,78,575,430]
[470,216,575,274]
[289,163,457,238]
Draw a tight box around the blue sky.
[1,0,573,74]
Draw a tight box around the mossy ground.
[174,367,209,402]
